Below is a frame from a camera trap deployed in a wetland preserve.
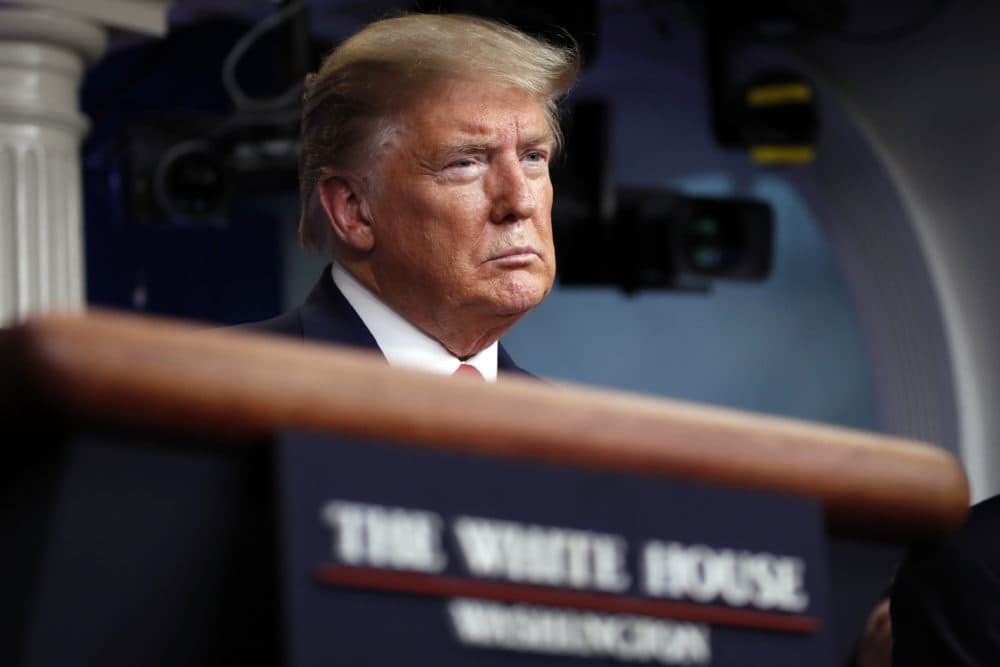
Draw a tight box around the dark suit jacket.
[241,265,533,378]
[890,494,1000,666]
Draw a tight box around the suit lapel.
[498,343,533,379]
[302,265,533,379]
[300,266,382,353]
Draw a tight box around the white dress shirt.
[332,264,498,382]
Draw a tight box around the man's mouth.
[489,246,539,262]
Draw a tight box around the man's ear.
[316,169,375,252]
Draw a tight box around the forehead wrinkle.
[454,102,550,137]
[401,85,553,162]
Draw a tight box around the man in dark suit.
[889,494,1000,665]
[246,13,580,382]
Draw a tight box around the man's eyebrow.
[422,142,488,167]
[438,141,490,156]
[430,132,554,162]
[520,131,555,148]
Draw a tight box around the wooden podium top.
[2,308,969,542]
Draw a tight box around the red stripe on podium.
[315,564,820,634]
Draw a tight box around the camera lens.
[154,140,229,223]
[680,216,744,275]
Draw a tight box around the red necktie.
[452,363,484,380]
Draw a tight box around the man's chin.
[489,281,552,318]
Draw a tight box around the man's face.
[363,79,556,349]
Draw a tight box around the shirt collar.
[331,264,498,382]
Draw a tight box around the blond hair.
[297,13,581,255]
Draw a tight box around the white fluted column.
[0,8,106,325]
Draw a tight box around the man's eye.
[448,158,477,169]
[524,151,547,162]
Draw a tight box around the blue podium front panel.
[278,433,832,666]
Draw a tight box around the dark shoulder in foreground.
[889,494,1000,666]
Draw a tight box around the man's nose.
[488,157,538,224]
